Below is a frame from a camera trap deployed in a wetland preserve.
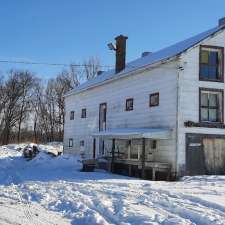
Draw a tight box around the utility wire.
[0,59,181,70]
[0,59,114,68]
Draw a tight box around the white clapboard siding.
[177,29,225,175]
[64,61,178,169]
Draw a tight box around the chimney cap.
[115,35,128,41]
[218,17,225,26]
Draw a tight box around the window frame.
[70,111,75,120]
[149,92,159,107]
[199,45,224,83]
[69,138,73,147]
[199,88,224,124]
[125,98,134,111]
[81,108,87,118]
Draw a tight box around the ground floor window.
[69,138,73,147]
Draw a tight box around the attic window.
[199,46,224,82]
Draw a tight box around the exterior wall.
[64,61,178,171]
[177,29,225,176]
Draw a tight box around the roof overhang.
[92,128,172,140]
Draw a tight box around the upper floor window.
[200,88,224,123]
[199,46,224,82]
[149,92,159,107]
[70,111,74,120]
[81,108,86,118]
[125,98,134,111]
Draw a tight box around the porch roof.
[92,128,172,140]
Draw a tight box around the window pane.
[209,109,218,122]
[201,108,208,121]
[209,51,218,65]
[201,93,208,106]
[209,94,218,107]
[208,66,217,79]
[201,50,209,64]
[200,64,209,79]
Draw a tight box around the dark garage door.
[186,134,225,175]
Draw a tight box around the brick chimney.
[115,35,128,73]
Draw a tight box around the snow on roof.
[66,25,225,96]
[92,128,172,139]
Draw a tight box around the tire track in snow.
[63,184,118,225]
[138,188,225,225]
[82,182,225,225]
[70,182,191,225]
[5,158,47,225]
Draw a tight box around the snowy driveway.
[0,144,225,225]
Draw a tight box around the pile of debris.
[22,144,39,160]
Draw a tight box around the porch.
[92,128,173,180]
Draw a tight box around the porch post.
[93,138,96,159]
[141,138,146,179]
[111,138,115,173]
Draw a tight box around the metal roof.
[66,24,225,96]
[92,128,172,139]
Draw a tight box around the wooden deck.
[108,158,171,181]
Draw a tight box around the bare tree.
[17,71,36,143]
[83,56,100,80]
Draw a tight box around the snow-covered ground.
[0,144,225,225]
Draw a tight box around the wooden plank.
[111,139,115,172]
[203,138,225,174]
[141,138,146,179]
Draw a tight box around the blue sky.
[0,0,225,79]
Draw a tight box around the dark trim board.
[184,121,225,129]
[186,133,225,139]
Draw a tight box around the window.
[125,98,133,111]
[81,108,86,118]
[80,140,84,147]
[200,88,224,123]
[70,111,74,120]
[69,138,73,147]
[199,46,224,82]
[149,93,159,107]
[130,139,141,160]
[151,140,157,149]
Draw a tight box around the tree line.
[0,57,100,145]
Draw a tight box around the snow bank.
[0,143,225,225]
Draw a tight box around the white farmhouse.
[64,18,225,179]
